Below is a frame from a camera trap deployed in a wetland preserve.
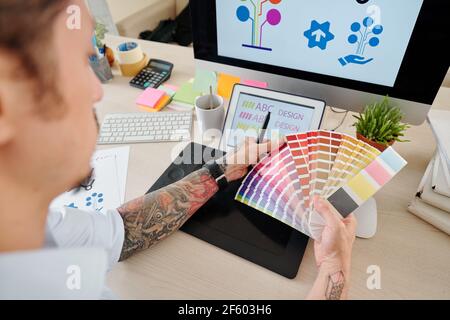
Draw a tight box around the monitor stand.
[353,197,378,239]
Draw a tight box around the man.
[0,0,356,299]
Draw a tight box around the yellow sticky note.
[218,73,240,99]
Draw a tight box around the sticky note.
[172,82,201,105]
[139,95,171,112]
[193,69,217,94]
[158,85,177,98]
[242,79,268,89]
[218,73,241,99]
[162,84,179,92]
[135,88,165,108]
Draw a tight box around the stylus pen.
[257,112,271,144]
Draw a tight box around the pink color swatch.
[364,159,392,186]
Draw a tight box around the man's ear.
[0,94,15,145]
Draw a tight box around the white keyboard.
[98,112,192,145]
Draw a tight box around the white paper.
[428,110,450,168]
[50,147,130,215]
[92,146,130,203]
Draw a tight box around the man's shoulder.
[46,208,125,271]
[0,247,108,299]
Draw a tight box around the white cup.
[195,94,225,134]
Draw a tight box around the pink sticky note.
[242,79,268,88]
[135,88,165,108]
[162,84,179,92]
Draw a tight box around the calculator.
[129,59,174,90]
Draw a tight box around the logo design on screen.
[339,16,384,67]
[236,0,282,52]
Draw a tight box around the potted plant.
[353,96,410,151]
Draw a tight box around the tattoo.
[117,168,218,261]
[325,271,345,300]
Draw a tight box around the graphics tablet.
[147,142,309,279]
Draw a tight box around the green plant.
[353,96,410,145]
[94,21,108,47]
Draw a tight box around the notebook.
[428,109,450,168]
[408,198,450,235]
[432,147,450,197]
[417,155,450,212]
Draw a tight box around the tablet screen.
[227,92,317,148]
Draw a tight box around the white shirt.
[0,208,125,300]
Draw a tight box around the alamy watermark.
[66,5,81,30]
[66,265,81,290]
[366,265,382,290]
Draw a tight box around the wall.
[106,0,177,38]
[443,69,450,88]
[106,0,161,23]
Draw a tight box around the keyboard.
[98,112,192,145]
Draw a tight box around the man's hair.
[0,0,69,116]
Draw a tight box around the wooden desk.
[101,35,450,299]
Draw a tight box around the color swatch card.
[236,130,407,239]
[327,147,407,218]
[236,145,309,235]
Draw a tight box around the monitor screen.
[216,0,423,87]
[223,85,325,149]
[190,0,450,106]
[229,93,316,147]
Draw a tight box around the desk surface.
[101,35,450,299]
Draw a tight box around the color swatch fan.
[235,130,407,239]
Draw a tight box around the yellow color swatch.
[218,73,241,99]
[346,173,377,202]
[139,95,170,112]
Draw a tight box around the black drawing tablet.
[147,142,309,279]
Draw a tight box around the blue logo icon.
[86,192,104,212]
[304,20,335,50]
[339,17,384,66]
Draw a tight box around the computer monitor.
[190,0,450,125]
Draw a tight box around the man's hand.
[307,196,357,300]
[313,196,357,270]
[219,138,282,182]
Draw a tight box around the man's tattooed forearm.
[117,168,218,261]
[325,271,345,300]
